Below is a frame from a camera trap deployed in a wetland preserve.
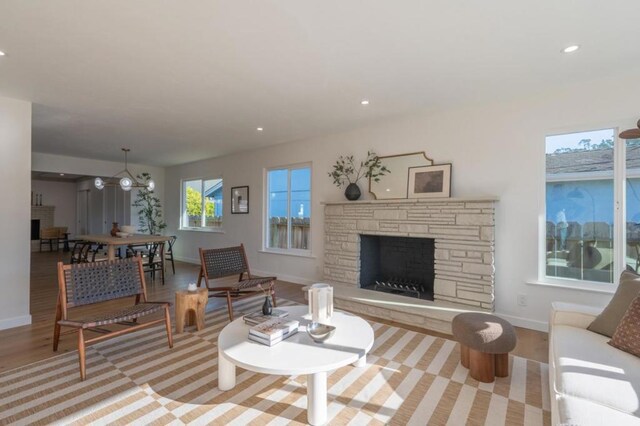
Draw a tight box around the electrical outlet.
[517,294,527,307]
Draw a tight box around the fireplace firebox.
[359,234,435,300]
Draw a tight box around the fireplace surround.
[323,197,497,312]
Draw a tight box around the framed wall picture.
[231,186,249,214]
[407,164,451,198]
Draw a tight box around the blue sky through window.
[268,167,310,218]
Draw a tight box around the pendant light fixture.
[94,148,155,191]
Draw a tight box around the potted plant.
[328,151,389,200]
[132,172,167,235]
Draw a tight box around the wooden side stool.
[452,312,517,383]
[175,289,208,333]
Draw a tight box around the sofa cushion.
[588,270,640,337]
[557,394,640,426]
[552,325,640,416]
[610,294,640,358]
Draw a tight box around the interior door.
[88,187,104,234]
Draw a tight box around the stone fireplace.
[323,198,497,329]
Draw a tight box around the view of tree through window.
[546,129,640,283]
[182,178,223,228]
[266,166,311,251]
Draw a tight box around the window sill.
[258,249,316,259]
[526,279,615,295]
[179,227,225,234]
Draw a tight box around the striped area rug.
[0,299,551,425]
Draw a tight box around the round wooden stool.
[175,289,208,333]
[452,313,517,383]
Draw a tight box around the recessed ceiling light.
[563,45,580,54]
[59,173,65,176]
[256,127,264,131]
[360,99,370,105]
[0,51,5,56]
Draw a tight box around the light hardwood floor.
[0,250,548,373]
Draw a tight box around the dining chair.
[165,236,177,274]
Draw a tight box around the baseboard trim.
[0,314,32,331]
[496,313,548,332]
[174,255,200,265]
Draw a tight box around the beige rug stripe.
[414,337,445,370]
[525,358,543,409]
[331,360,394,422]
[246,382,307,426]
[464,388,492,426]
[92,397,165,426]
[389,330,423,364]
[372,328,408,357]
[24,380,136,426]
[0,357,116,415]
[222,380,303,425]
[0,355,108,399]
[382,330,418,361]
[427,380,463,425]
[65,390,149,425]
[204,375,291,424]
[437,341,462,379]
[505,399,526,425]
[359,363,414,418]
[187,374,285,424]
[134,344,217,388]
[124,340,211,379]
[145,412,179,426]
[406,375,449,425]
[178,371,270,423]
[388,372,434,425]
[0,355,79,388]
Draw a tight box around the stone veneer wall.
[31,206,55,251]
[323,198,496,310]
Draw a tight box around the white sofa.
[549,302,640,425]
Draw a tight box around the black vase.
[344,183,361,201]
[262,296,272,315]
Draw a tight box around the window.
[545,128,640,285]
[181,178,223,230]
[266,165,311,252]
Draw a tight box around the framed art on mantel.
[231,186,249,214]
[407,164,451,198]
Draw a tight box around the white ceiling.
[1,1,639,166]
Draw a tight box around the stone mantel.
[321,196,499,206]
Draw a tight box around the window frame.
[539,125,627,291]
[263,163,312,256]
[179,177,224,232]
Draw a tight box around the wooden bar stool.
[175,289,208,333]
[452,312,517,383]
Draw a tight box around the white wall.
[0,96,32,330]
[31,179,77,231]
[165,69,640,331]
[32,153,166,229]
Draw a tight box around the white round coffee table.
[218,305,374,425]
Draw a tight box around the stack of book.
[248,317,299,346]
[243,309,289,326]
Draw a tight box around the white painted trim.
[258,249,316,259]
[496,313,548,332]
[526,279,616,295]
[0,314,32,331]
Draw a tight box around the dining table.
[75,234,172,261]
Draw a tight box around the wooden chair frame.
[197,244,277,321]
[53,257,173,380]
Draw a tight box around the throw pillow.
[608,294,640,358]
[588,270,640,337]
